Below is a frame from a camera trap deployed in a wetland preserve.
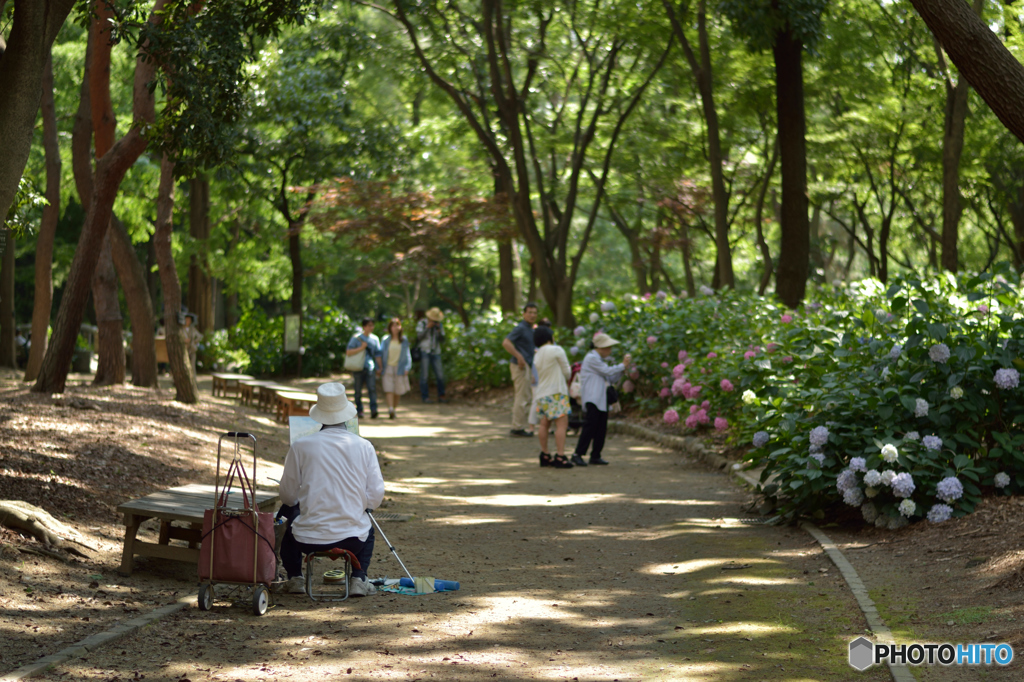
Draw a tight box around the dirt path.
[16,394,885,682]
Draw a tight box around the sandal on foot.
[551,454,574,469]
[539,452,553,467]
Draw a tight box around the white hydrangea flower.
[742,389,757,405]
[864,486,878,498]
[863,470,882,487]
[904,431,920,442]
[888,344,902,360]
[914,398,929,418]
[589,312,600,323]
[880,470,896,486]
[880,444,899,463]
[929,343,951,364]
[949,386,964,400]
[699,285,714,296]
[881,366,890,380]
[809,426,829,447]
[995,472,1011,488]
[898,499,916,517]
[849,457,867,473]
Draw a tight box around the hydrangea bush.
[574,269,1024,528]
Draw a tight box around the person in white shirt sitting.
[278,382,385,595]
[532,326,574,468]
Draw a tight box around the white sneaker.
[349,576,377,597]
[281,576,306,594]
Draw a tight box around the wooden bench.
[276,390,318,423]
[256,383,293,412]
[211,372,255,398]
[117,484,279,576]
[239,379,276,407]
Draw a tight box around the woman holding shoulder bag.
[378,318,412,419]
[571,333,630,467]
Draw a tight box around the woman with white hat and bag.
[571,333,631,466]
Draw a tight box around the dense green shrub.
[444,312,517,388]
[577,268,1024,527]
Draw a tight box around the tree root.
[0,500,97,557]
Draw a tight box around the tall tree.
[24,52,59,382]
[377,0,672,325]
[722,0,826,308]
[662,0,733,289]
[0,0,76,227]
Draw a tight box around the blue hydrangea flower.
[927,503,953,523]
[891,472,916,498]
[881,367,890,380]
[995,472,1011,488]
[861,502,878,524]
[752,431,769,448]
[929,343,951,363]
[569,346,579,356]
[600,301,616,313]
[888,344,902,360]
[922,435,942,451]
[914,398,929,418]
[810,452,825,466]
[483,350,494,357]
[863,470,882,487]
[849,457,867,473]
[904,431,920,442]
[573,326,586,337]
[995,368,1020,390]
[836,469,858,492]
[898,499,916,517]
[699,285,714,296]
[843,487,865,506]
[936,476,964,503]
[809,426,829,447]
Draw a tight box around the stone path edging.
[0,598,191,681]
[608,419,913,682]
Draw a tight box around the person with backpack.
[572,333,631,466]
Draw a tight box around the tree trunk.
[910,0,1024,147]
[0,228,14,368]
[188,174,213,331]
[288,222,303,316]
[25,53,60,382]
[0,0,76,226]
[91,231,125,385]
[498,239,517,314]
[755,142,779,296]
[109,215,158,386]
[32,0,165,395]
[772,28,810,309]
[154,156,199,403]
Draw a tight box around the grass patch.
[937,605,992,626]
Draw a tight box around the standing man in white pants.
[503,302,539,437]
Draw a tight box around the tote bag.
[344,341,367,371]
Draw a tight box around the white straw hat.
[426,307,444,322]
[592,332,620,349]
[308,382,358,425]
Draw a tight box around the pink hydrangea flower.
[661,362,669,369]
[707,352,718,359]
[622,380,635,393]
[695,408,709,424]
[673,364,687,379]
[664,409,679,425]
[714,417,728,431]
[781,314,793,323]
[646,335,657,346]
[689,405,698,414]
[685,414,699,429]
[744,350,757,360]
[687,385,703,400]
[659,387,670,398]
[720,379,734,392]
[782,356,793,364]
[766,342,779,353]
[701,400,710,409]
[978,304,989,313]
[672,378,690,396]
[678,350,688,361]
[642,292,652,300]
[700,367,707,375]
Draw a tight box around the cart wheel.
[198,583,213,611]
[252,585,269,616]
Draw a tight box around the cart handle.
[226,432,253,439]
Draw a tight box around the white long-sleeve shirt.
[579,349,625,412]
[533,344,571,400]
[279,426,385,544]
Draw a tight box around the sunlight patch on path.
[360,424,452,438]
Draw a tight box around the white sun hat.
[592,332,620,349]
[308,382,358,425]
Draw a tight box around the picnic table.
[239,379,276,407]
[211,372,255,398]
[276,390,317,423]
[117,484,279,576]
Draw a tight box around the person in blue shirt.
[502,302,539,436]
[346,318,382,419]
[377,317,413,419]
